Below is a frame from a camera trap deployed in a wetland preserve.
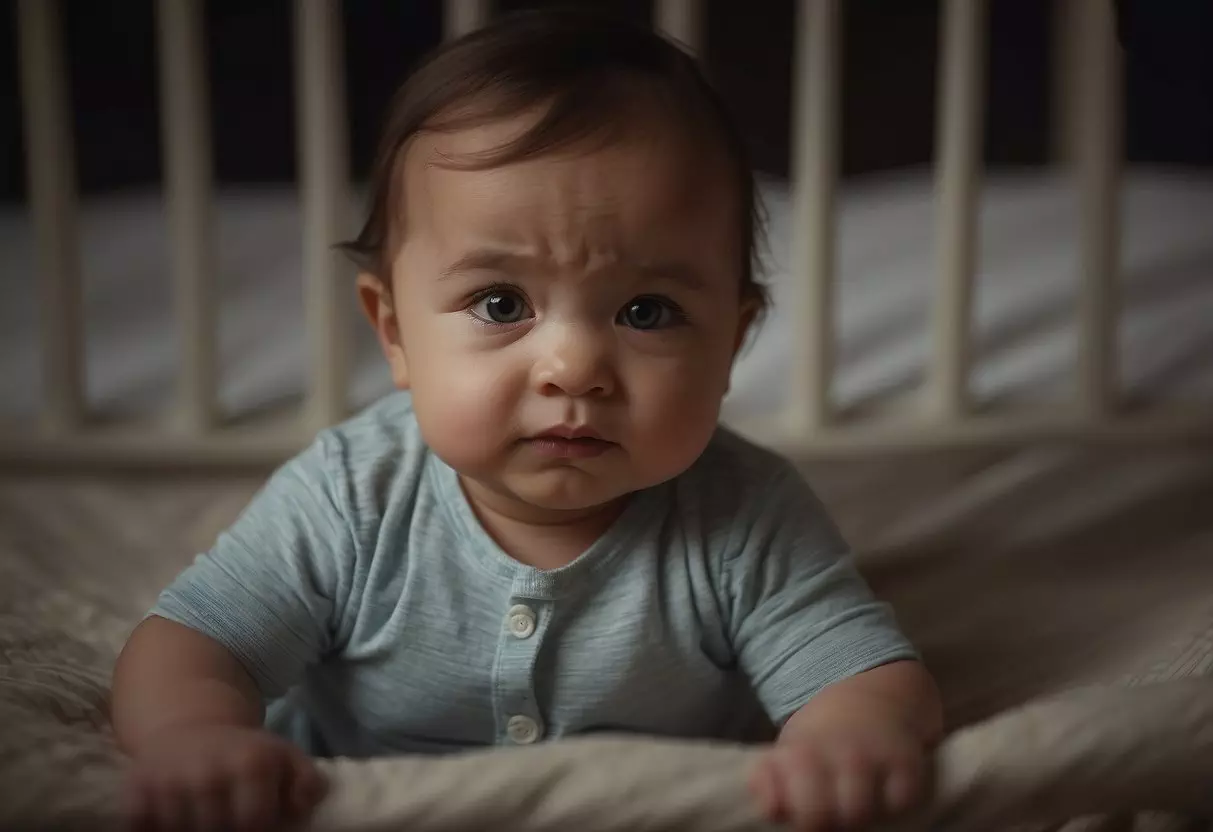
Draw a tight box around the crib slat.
[295,0,351,431]
[929,0,987,420]
[1073,0,1122,416]
[655,0,703,56]
[1050,0,1083,164]
[157,0,217,433]
[789,0,840,432]
[17,0,84,433]
[444,0,492,41]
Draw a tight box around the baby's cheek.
[629,364,725,471]
[411,362,516,467]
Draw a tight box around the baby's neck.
[459,477,628,570]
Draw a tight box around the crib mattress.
[1,167,1212,425]
[2,441,1213,830]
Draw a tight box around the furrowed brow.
[637,260,708,292]
[439,248,536,279]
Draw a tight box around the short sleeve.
[722,463,918,726]
[150,433,358,700]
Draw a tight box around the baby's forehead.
[391,119,742,286]
[403,115,738,228]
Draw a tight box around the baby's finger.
[150,784,191,832]
[231,773,276,832]
[773,748,833,832]
[833,755,877,828]
[882,756,928,815]
[288,757,328,818]
[186,767,232,832]
[746,755,783,821]
[120,779,156,832]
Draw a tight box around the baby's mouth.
[525,427,615,459]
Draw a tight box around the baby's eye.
[617,297,683,331]
[470,290,532,325]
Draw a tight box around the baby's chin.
[497,471,639,516]
[462,462,669,522]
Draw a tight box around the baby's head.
[345,9,767,520]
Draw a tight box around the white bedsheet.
[1,167,1211,423]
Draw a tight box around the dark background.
[0,0,1210,203]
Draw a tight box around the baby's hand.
[749,717,929,831]
[122,724,327,832]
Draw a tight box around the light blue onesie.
[152,392,915,758]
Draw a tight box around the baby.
[111,9,942,832]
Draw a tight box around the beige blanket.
[307,683,1213,832]
[2,618,1212,832]
[1,450,1211,831]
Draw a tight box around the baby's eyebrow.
[439,249,708,292]
[636,261,708,293]
[440,248,534,279]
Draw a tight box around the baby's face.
[380,115,752,517]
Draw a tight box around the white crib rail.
[444,0,491,41]
[4,0,1209,468]
[295,0,353,434]
[929,0,986,420]
[655,0,703,55]
[1073,0,1122,417]
[158,0,217,434]
[16,0,84,437]
[788,0,839,433]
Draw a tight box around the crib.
[6,0,1211,470]
[3,2,1213,831]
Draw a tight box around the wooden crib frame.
[6,0,1210,469]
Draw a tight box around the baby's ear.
[356,272,409,390]
[732,298,761,359]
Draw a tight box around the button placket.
[494,585,550,747]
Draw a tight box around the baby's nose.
[532,329,616,398]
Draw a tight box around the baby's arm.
[750,661,941,831]
[722,462,941,831]
[781,659,943,746]
[110,438,355,832]
[112,616,326,832]
[112,616,264,749]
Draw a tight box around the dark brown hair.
[338,7,768,312]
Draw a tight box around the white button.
[506,715,542,745]
[507,604,536,639]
